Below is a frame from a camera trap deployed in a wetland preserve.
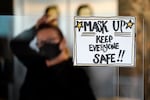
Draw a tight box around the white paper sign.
[73,16,136,67]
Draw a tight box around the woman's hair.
[36,23,64,40]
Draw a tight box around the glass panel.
[69,0,119,100]
[119,0,144,100]
[0,0,146,100]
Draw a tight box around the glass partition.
[0,0,147,100]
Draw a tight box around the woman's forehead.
[37,28,60,39]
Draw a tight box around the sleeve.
[10,27,45,69]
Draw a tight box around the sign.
[73,16,136,67]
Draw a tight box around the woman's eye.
[46,39,57,43]
[47,40,52,43]
[36,42,44,47]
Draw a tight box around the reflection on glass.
[45,5,59,26]
[76,4,93,16]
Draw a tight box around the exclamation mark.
[120,50,125,62]
[117,50,122,62]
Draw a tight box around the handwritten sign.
[73,16,136,67]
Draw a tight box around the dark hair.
[36,24,64,40]
[44,5,59,15]
[76,4,92,16]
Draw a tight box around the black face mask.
[39,42,61,60]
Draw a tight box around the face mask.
[39,42,61,60]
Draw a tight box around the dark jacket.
[10,27,96,100]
